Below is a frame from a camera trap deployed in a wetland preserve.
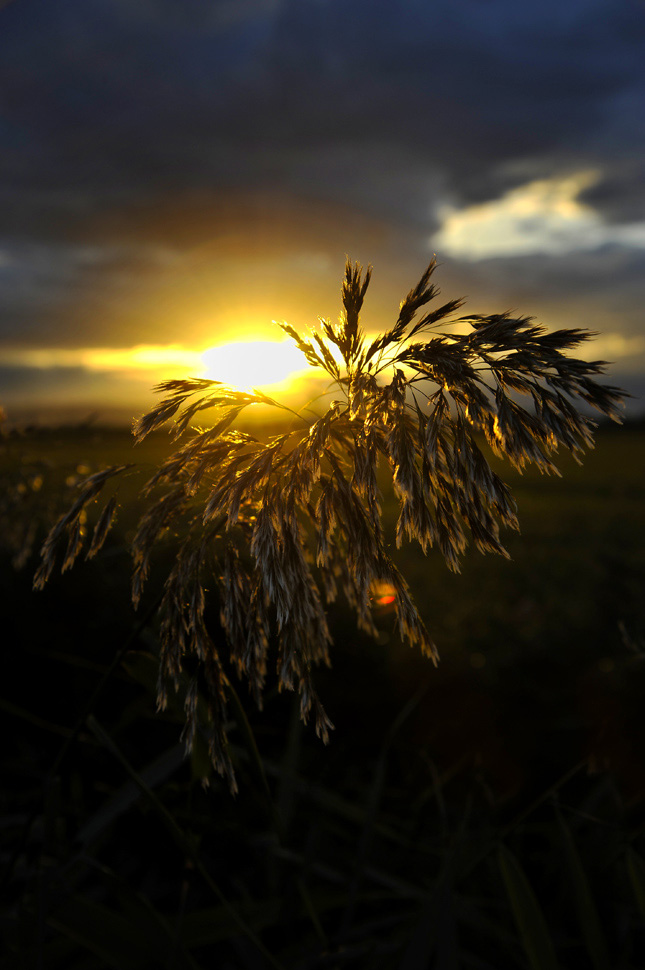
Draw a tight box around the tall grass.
[33,258,624,789]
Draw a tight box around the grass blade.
[227,680,273,804]
[340,686,428,937]
[555,806,610,970]
[48,895,159,970]
[75,743,185,850]
[86,714,286,970]
[626,847,645,922]
[0,697,71,737]
[497,844,559,970]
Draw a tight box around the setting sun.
[200,339,312,391]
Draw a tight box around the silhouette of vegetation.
[33,258,624,790]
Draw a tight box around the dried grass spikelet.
[33,465,132,590]
[34,258,625,791]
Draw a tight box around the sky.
[0,0,644,421]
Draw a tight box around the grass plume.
[34,258,625,790]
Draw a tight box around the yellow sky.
[2,181,643,421]
[2,325,640,389]
[0,337,324,398]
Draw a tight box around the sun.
[200,339,311,392]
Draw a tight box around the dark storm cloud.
[581,161,645,224]
[1,0,643,239]
[437,248,645,345]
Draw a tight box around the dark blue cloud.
[1,0,642,215]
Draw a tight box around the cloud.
[0,344,203,373]
[108,0,284,30]
[579,161,645,224]
[1,0,643,246]
[0,188,403,353]
[588,334,645,361]
[432,172,645,260]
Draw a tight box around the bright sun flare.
[200,339,311,392]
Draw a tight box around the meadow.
[1,419,644,969]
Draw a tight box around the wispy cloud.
[0,344,203,373]
[588,333,645,361]
[433,172,645,260]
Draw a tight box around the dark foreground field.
[1,422,645,968]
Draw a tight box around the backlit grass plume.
[34,258,624,790]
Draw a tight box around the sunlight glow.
[200,339,312,391]
[0,338,318,391]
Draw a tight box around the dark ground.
[1,422,644,968]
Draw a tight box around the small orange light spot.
[371,580,397,610]
[377,594,396,606]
